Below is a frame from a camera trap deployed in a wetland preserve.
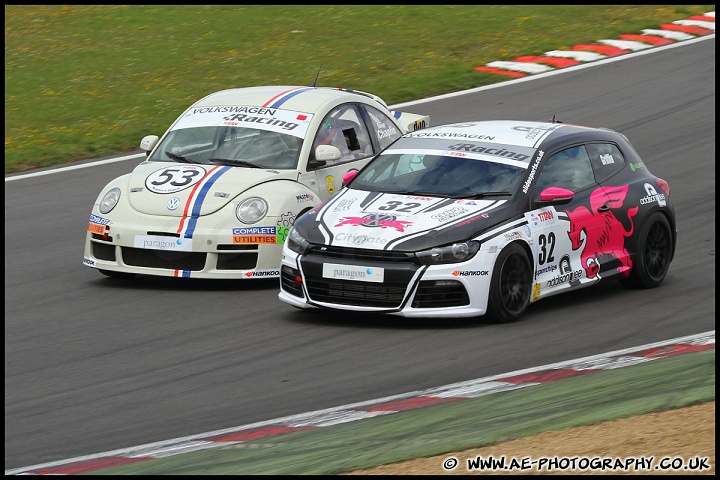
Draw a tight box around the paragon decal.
[447,143,529,161]
[134,235,193,252]
[322,263,384,283]
[335,214,413,232]
[522,150,543,194]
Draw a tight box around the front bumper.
[83,213,287,279]
[277,245,493,318]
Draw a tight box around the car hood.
[298,188,515,251]
[127,162,298,216]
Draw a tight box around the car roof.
[190,86,388,113]
[403,120,620,149]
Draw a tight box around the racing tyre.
[620,212,672,289]
[487,243,532,323]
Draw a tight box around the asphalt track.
[4,35,715,471]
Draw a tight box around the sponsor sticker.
[322,263,384,283]
[88,222,106,235]
[134,235,193,252]
[89,214,110,225]
[146,165,206,194]
[232,226,276,235]
[83,256,96,267]
[233,235,276,244]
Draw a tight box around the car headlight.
[415,241,480,265]
[236,196,268,224]
[286,227,310,254]
[99,187,121,214]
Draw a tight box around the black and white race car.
[278,120,676,322]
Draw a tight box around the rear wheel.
[621,212,673,289]
[487,243,532,323]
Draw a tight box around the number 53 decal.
[146,165,207,194]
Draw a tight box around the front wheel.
[620,212,673,289]
[487,243,532,323]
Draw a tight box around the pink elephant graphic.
[567,185,638,279]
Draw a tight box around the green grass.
[85,348,714,474]
[4,5,713,173]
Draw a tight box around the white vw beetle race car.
[83,86,429,279]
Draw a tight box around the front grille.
[307,245,417,263]
[412,280,470,308]
[280,265,304,298]
[121,247,206,271]
[301,248,419,308]
[217,252,258,270]
[305,279,406,307]
[217,244,259,251]
[92,242,116,261]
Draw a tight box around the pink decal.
[567,185,638,279]
[335,216,366,227]
[335,216,413,232]
[378,219,413,232]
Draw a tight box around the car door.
[308,103,375,199]
[309,103,405,199]
[529,145,608,298]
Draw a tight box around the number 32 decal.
[146,165,206,194]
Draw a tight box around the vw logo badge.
[167,197,181,210]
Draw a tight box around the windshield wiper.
[208,158,263,168]
[380,189,441,197]
[449,191,513,199]
[165,151,197,164]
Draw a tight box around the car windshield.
[148,126,303,169]
[350,151,527,197]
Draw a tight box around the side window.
[586,143,625,183]
[312,104,372,164]
[536,145,595,192]
[364,105,402,150]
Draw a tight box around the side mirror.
[140,135,159,156]
[315,144,342,162]
[538,187,574,205]
[342,169,359,186]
